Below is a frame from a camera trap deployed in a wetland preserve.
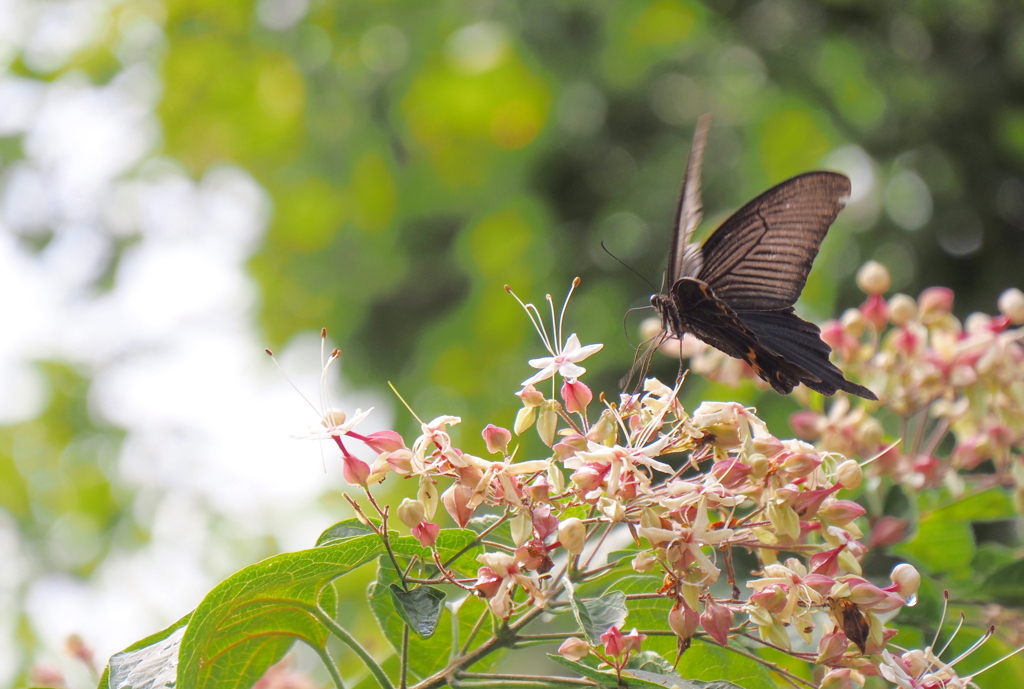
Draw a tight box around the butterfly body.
[649,115,876,400]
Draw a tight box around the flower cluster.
[303,278,1024,686]
[650,262,1024,504]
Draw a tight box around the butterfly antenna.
[621,305,656,350]
[600,241,658,292]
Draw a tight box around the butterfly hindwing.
[697,172,852,311]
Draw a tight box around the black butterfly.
[647,115,876,400]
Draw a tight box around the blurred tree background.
[2,0,1024,685]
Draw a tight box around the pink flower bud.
[527,475,551,503]
[792,486,840,518]
[893,326,921,355]
[482,424,512,454]
[820,320,845,352]
[397,498,427,529]
[816,631,850,666]
[557,637,591,662]
[780,452,822,478]
[809,545,845,577]
[802,573,837,595]
[860,294,889,330]
[560,379,593,415]
[516,384,545,407]
[866,516,907,549]
[342,455,371,487]
[411,521,440,547]
[384,449,413,474]
[819,668,858,689]
[789,410,823,441]
[847,581,887,608]
[622,628,646,653]
[711,458,752,489]
[600,625,626,657]
[919,286,954,318]
[749,585,788,614]
[442,482,475,527]
[668,599,700,643]
[820,500,866,525]
[753,434,784,458]
[700,599,733,647]
[359,430,406,453]
[473,567,503,598]
[570,463,606,492]
[532,504,559,541]
[856,261,891,295]
[558,517,586,555]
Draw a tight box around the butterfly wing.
[696,172,851,311]
[666,113,713,285]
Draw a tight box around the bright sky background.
[0,0,390,683]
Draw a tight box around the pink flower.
[411,521,440,547]
[557,637,591,662]
[341,454,371,487]
[482,424,512,454]
[561,379,593,414]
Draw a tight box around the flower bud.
[411,521,440,547]
[558,517,586,555]
[888,563,920,599]
[919,286,954,319]
[442,482,475,527]
[711,458,752,489]
[397,498,427,529]
[789,410,822,441]
[473,567,503,598]
[780,452,822,478]
[547,463,566,493]
[537,400,559,447]
[749,584,788,614]
[322,408,346,427]
[820,499,866,525]
[527,475,551,504]
[998,287,1024,325]
[860,294,889,330]
[532,504,559,541]
[669,599,700,642]
[622,628,646,653]
[482,424,512,454]
[888,293,917,326]
[418,476,439,519]
[598,496,625,522]
[856,261,891,295]
[841,308,866,337]
[632,550,658,572]
[600,626,626,657]
[510,510,532,548]
[700,599,733,646]
[557,637,591,662]
[514,405,536,435]
[342,455,371,487]
[836,459,863,490]
[561,379,593,415]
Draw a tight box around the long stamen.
[546,293,559,353]
[963,636,1024,682]
[322,347,341,416]
[264,349,321,417]
[931,591,952,653]
[505,285,554,353]
[388,381,424,425]
[943,622,992,669]
[557,277,581,349]
[937,610,962,659]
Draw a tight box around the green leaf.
[625,651,682,678]
[99,614,191,689]
[368,560,502,679]
[548,655,721,689]
[178,533,385,689]
[675,641,775,689]
[977,557,1024,604]
[389,583,447,638]
[315,517,379,546]
[893,511,975,579]
[930,488,1015,522]
[565,578,628,644]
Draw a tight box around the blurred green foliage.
[149,0,1024,441]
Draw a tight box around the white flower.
[522,333,603,386]
[301,407,373,439]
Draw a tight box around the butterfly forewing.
[696,172,851,311]
[667,113,712,285]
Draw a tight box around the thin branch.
[313,608,395,689]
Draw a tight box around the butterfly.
[645,114,876,400]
